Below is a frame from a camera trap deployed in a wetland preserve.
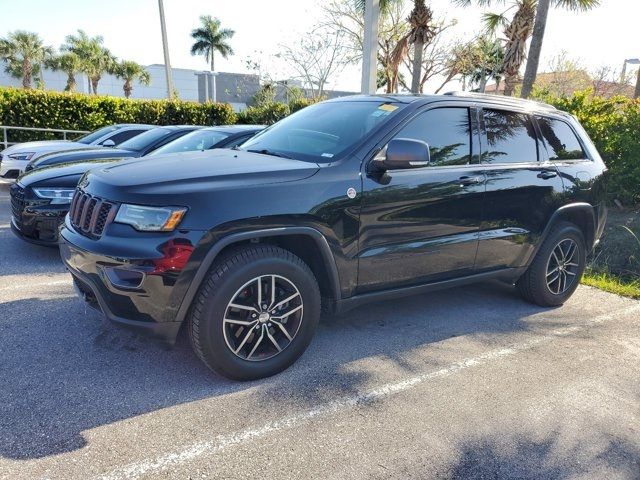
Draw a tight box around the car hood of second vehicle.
[81,149,320,199]
[29,147,136,169]
[18,158,124,188]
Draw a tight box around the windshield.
[148,129,231,156]
[117,128,171,152]
[75,125,120,144]
[240,101,404,162]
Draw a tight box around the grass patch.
[582,270,640,299]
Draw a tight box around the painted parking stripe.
[94,303,640,480]
[0,279,71,291]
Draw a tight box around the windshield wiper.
[247,148,292,159]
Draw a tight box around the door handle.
[537,170,557,179]
[458,175,484,186]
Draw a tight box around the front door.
[357,106,485,293]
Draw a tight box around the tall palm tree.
[0,31,53,89]
[62,30,116,94]
[521,0,599,98]
[407,0,436,93]
[45,52,81,91]
[114,60,151,98]
[190,15,235,72]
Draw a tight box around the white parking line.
[94,303,640,480]
[0,279,71,292]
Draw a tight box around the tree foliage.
[190,15,235,71]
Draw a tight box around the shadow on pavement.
[0,281,551,460]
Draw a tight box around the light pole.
[360,0,379,94]
[158,0,175,99]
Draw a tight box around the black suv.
[59,94,607,380]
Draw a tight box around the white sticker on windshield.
[321,153,334,158]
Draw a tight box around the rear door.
[475,107,564,272]
[357,105,485,292]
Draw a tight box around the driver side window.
[394,107,472,167]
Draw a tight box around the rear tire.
[188,245,321,380]
[517,222,586,307]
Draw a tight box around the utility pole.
[360,0,379,94]
[158,0,175,99]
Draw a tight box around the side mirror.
[383,138,430,170]
[102,139,116,147]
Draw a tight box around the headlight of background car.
[114,204,187,232]
[32,187,75,204]
[8,152,35,161]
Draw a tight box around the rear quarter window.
[536,116,586,161]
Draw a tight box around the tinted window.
[75,125,120,144]
[224,134,253,149]
[100,129,146,146]
[536,116,585,160]
[240,101,405,163]
[482,109,537,164]
[149,129,231,156]
[118,128,172,151]
[394,107,471,166]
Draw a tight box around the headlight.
[32,187,75,204]
[8,152,35,161]
[114,204,187,232]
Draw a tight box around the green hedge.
[0,87,237,143]
[237,102,290,125]
[533,89,640,205]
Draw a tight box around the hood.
[2,140,72,155]
[82,149,320,200]
[29,147,136,169]
[18,158,123,188]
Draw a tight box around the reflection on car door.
[358,106,485,293]
[475,108,564,272]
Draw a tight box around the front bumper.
[0,157,28,177]
[10,183,67,245]
[59,220,205,343]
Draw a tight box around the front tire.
[188,245,321,380]
[517,222,586,307]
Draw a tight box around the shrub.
[237,102,290,125]
[288,98,315,113]
[0,87,236,143]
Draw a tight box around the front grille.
[69,189,117,239]
[10,183,25,226]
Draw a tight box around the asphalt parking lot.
[1,176,639,480]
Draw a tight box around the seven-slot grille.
[10,183,25,227]
[69,190,117,238]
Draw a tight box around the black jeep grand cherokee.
[59,93,607,380]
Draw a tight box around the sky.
[1,0,638,92]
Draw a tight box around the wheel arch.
[529,203,596,266]
[174,227,342,325]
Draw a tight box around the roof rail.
[442,91,557,111]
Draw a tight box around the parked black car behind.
[25,125,202,172]
[58,94,608,380]
[11,125,264,245]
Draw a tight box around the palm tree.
[407,0,436,93]
[0,31,53,88]
[114,60,151,98]
[45,52,81,91]
[521,0,599,98]
[62,30,116,94]
[190,15,235,72]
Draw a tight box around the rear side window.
[482,109,538,164]
[394,107,471,166]
[536,116,586,161]
[100,129,146,146]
